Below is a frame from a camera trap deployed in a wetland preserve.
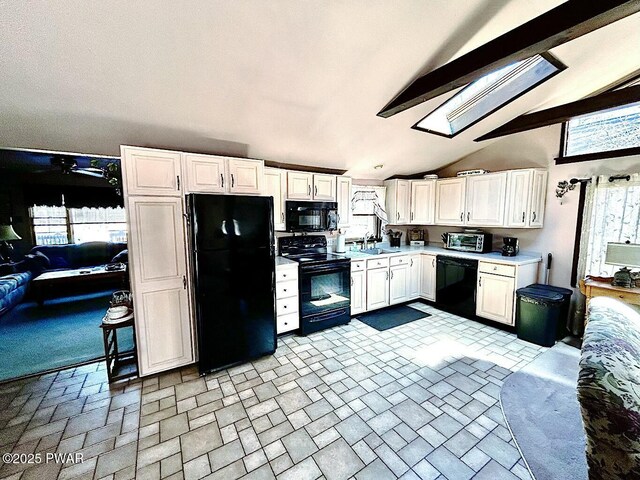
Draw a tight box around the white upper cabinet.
[264,168,287,231]
[336,176,352,228]
[505,169,548,228]
[384,179,410,224]
[287,171,313,200]
[465,172,508,227]
[435,178,466,225]
[183,153,226,193]
[505,170,532,227]
[410,180,436,224]
[121,146,182,197]
[227,158,263,194]
[313,174,337,201]
[529,170,548,228]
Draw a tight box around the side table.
[100,316,139,383]
[579,278,640,324]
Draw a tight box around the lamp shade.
[0,224,21,242]
[605,242,640,269]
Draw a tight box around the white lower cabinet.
[351,269,366,315]
[476,272,516,325]
[366,267,389,311]
[389,264,409,305]
[276,263,299,333]
[408,255,420,299]
[420,254,437,301]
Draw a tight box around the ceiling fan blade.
[72,169,104,178]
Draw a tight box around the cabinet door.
[396,180,410,224]
[505,170,532,227]
[183,153,226,193]
[313,174,337,201]
[529,170,548,228]
[476,273,515,325]
[121,146,182,197]
[337,177,352,228]
[408,255,421,299]
[287,171,313,200]
[389,264,409,305]
[435,178,466,225]
[127,196,193,375]
[227,158,263,195]
[351,269,366,315]
[466,172,508,226]
[366,268,389,311]
[410,180,436,224]
[420,254,436,301]
[264,168,287,230]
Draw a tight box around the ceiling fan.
[39,155,106,178]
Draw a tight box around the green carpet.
[0,290,133,382]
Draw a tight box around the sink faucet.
[362,232,372,250]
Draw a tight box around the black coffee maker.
[502,237,519,256]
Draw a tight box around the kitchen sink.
[361,248,386,255]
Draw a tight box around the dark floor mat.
[356,305,430,331]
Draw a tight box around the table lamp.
[605,242,640,288]
[0,223,21,262]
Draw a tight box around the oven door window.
[300,266,350,317]
[289,208,324,231]
[449,235,477,250]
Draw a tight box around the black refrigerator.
[187,194,276,374]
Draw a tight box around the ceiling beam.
[377,0,640,118]
[474,84,640,141]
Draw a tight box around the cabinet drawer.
[478,262,515,277]
[594,287,640,306]
[277,312,299,333]
[352,260,366,272]
[276,296,299,316]
[276,280,298,299]
[367,257,390,270]
[276,267,298,283]
[390,255,409,267]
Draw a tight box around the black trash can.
[524,283,573,339]
[516,287,565,347]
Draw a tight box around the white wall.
[425,125,640,289]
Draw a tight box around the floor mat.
[0,290,133,382]
[500,342,587,480]
[356,304,431,331]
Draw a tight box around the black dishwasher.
[436,256,478,319]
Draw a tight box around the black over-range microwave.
[286,201,338,232]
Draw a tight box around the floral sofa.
[577,296,640,480]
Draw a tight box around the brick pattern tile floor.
[0,303,545,480]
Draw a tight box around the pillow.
[33,251,51,269]
[111,249,128,264]
[0,263,16,276]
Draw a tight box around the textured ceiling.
[1,1,639,179]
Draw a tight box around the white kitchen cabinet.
[287,171,313,200]
[121,146,182,197]
[408,255,420,299]
[384,179,410,224]
[389,264,409,305]
[505,170,532,227]
[337,176,352,228]
[227,158,263,194]
[351,269,366,315]
[476,272,516,325]
[435,178,466,225]
[410,180,436,224]
[367,266,389,311]
[183,153,226,193]
[276,263,299,334]
[313,174,337,201]
[529,170,548,228]
[126,196,194,375]
[420,254,437,301]
[264,168,287,231]
[465,172,507,227]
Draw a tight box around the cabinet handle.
[308,184,311,196]
[221,173,224,188]
[432,258,435,268]
[532,211,537,222]
[460,212,463,222]
[231,174,235,188]
[391,271,394,279]
[337,213,341,224]
[283,288,287,292]
[351,276,354,286]
[281,212,285,222]
[397,212,400,221]
[183,276,187,289]
[314,185,318,196]
[386,271,389,280]
[410,258,413,267]
[177,175,181,191]
[282,274,287,278]
[411,212,414,221]
[467,212,470,222]
[479,277,482,287]
[522,212,525,222]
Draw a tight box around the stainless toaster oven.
[443,232,493,253]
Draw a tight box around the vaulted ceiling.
[1,1,639,179]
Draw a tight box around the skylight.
[412,53,565,137]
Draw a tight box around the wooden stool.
[100,316,138,383]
